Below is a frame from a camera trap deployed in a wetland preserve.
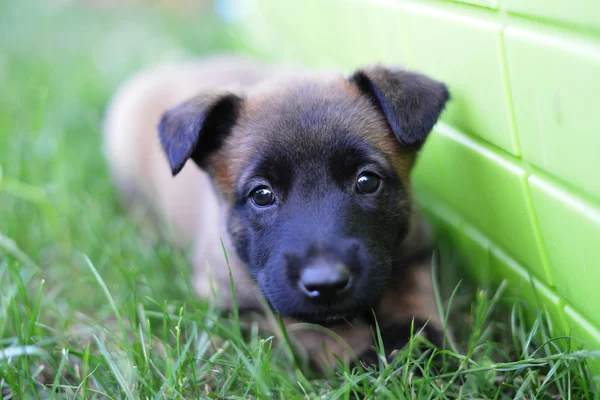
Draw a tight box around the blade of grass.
[220,238,241,339]
[82,254,128,346]
[93,334,136,400]
[431,250,460,354]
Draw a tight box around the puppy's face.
[159,65,449,323]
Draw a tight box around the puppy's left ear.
[349,66,449,151]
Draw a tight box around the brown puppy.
[104,55,449,371]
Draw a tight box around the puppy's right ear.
[349,66,449,151]
[158,93,243,176]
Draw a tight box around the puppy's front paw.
[353,320,443,369]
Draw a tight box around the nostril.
[299,262,353,299]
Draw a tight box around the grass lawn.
[0,1,597,398]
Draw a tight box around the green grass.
[0,1,598,398]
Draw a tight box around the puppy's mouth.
[263,294,368,325]
[292,314,354,326]
[291,303,374,326]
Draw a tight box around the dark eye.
[356,172,381,194]
[250,186,276,207]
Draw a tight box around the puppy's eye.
[356,172,381,194]
[250,186,276,207]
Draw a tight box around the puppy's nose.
[298,261,352,300]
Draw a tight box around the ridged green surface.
[234,0,600,361]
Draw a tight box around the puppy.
[104,55,449,371]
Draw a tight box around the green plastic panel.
[502,0,600,32]
[452,0,497,9]
[234,0,600,364]
[241,0,409,71]
[398,3,518,154]
[328,0,407,69]
[488,247,566,334]
[413,124,550,283]
[454,220,492,286]
[529,175,600,325]
[564,306,600,371]
[417,196,566,334]
[505,25,600,201]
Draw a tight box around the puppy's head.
[159,65,448,324]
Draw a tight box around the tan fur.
[104,55,443,369]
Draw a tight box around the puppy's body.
[104,55,446,370]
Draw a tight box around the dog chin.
[295,314,357,327]
[289,309,365,326]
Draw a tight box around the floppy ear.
[349,66,449,151]
[158,92,243,176]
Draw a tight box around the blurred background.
[0,0,242,304]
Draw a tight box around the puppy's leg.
[356,255,446,367]
[284,318,373,374]
[355,318,443,367]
